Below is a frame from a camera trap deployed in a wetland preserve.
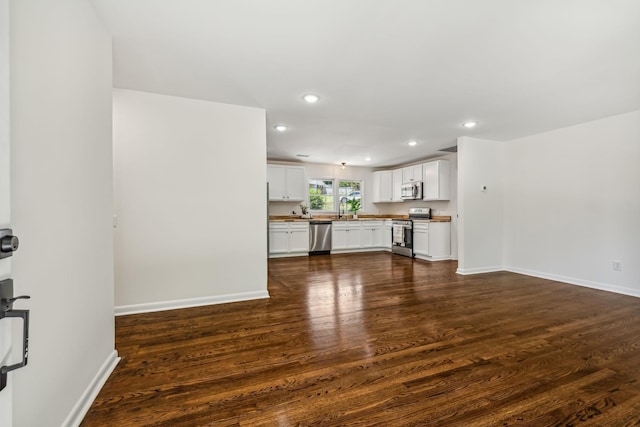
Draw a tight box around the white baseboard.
[456,266,504,275]
[62,350,120,427]
[331,248,385,255]
[268,252,309,258]
[415,254,453,262]
[114,290,270,316]
[504,266,640,298]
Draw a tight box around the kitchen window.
[338,179,363,206]
[308,179,334,212]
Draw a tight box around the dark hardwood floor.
[81,252,640,426]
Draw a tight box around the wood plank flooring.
[81,252,640,426]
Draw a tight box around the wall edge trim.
[62,350,120,427]
[456,266,503,275]
[114,290,271,316]
[504,266,640,298]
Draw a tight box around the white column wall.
[10,0,116,425]
[113,89,268,313]
[504,110,640,296]
[457,137,506,274]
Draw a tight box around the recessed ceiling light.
[365,157,371,161]
[274,125,288,132]
[408,140,417,146]
[462,121,477,128]
[303,94,320,103]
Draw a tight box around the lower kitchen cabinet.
[413,222,429,257]
[383,220,393,249]
[331,221,362,251]
[412,221,451,261]
[332,220,387,253]
[269,222,309,257]
[361,221,383,248]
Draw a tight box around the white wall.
[457,137,506,273]
[10,1,116,426]
[113,89,268,313]
[504,110,640,296]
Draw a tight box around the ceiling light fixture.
[408,140,417,146]
[462,121,477,128]
[274,125,288,132]
[365,157,371,161]
[303,94,320,103]
[341,162,346,170]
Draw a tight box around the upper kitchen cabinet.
[372,170,393,202]
[402,164,423,183]
[392,169,403,202]
[267,164,306,201]
[422,160,451,201]
[373,169,404,202]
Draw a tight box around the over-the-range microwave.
[401,182,422,200]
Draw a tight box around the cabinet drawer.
[269,222,289,230]
[413,222,429,231]
[289,222,309,231]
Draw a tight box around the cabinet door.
[269,225,289,254]
[423,160,450,201]
[403,164,422,183]
[361,226,373,248]
[413,223,429,256]
[392,169,403,201]
[383,223,392,249]
[331,226,348,250]
[371,226,383,247]
[427,222,450,257]
[289,224,309,253]
[379,171,393,202]
[285,166,305,201]
[267,165,287,201]
[346,226,362,249]
[373,171,393,203]
[372,171,382,203]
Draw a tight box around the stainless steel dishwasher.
[309,220,332,255]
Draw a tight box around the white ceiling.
[91,0,640,168]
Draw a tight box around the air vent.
[296,154,310,158]
[439,146,458,153]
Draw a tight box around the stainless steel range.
[391,208,431,257]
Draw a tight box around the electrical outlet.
[612,260,622,271]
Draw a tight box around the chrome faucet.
[338,197,348,219]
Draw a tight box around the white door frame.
[0,0,13,422]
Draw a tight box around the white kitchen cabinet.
[269,221,309,257]
[383,220,393,249]
[372,171,393,202]
[412,221,451,261]
[392,169,403,202]
[413,222,429,257]
[422,160,450,201]
[402,164,423,183]
[361,221,383,248]
[289,223,310,253]
[331,221,361,251]
[268,223,290,255]
[267,164,305,201]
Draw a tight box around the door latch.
[0,229,19,259]
[0,279,30,392]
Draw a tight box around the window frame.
[337,179,364,212]
[308,178,336,213]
